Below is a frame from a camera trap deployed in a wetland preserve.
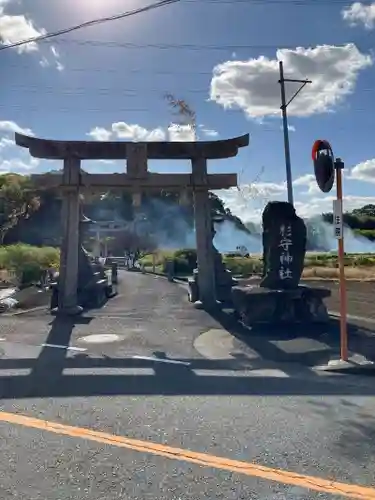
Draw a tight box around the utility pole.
[278,60,312,206]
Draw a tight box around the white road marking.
[78,334,123,344]
[41,343,87,352]
[193,368,290,378]
[132,355,191,366]
[63,367,155,376]
[0,369,32,376]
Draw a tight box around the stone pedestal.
[51,211,116,313]
[188,246,238,304]
[232,285,331,326]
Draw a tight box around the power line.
[182,0,354,3]
[1,102,372,115]
[42,38,366,52]
[0,104,167,113]
[7,63,214,74]
[5,83,375,95]
[0,0,180,52]
[3,85,210,95]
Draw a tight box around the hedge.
[0,244,60,285]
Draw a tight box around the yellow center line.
[1,411,374,499]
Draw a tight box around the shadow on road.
[0,312,374,399]
[207,307,375,367]
[305,398,375,463]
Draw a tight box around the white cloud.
[49,45,64,71]
[0,6,45,53]
[55,61,64,72]
[39,56,49,67]
[50,45,59,58]
[0,119,39,173]
[199,125,219,138]
[342,2,375,29]
[0,120,34,136]
[295,195,375,219]
[0,157,38,172]
[0,2,63,69]
[217,182,375,222]
[293,173,320,194]
[87,122,221,143]
[216,182,287,222]
[87,127,113,141]
[279,124,295,132]
[350,158,375,182]
[167,124,195,141]
[98,159,114,165]
[210,44,372,119]
[113,122,165,141]
[38,48,64,71]
[0,137,14,149]
[88,123,167,142]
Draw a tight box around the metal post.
[278,61,312,207]
[335,158,348,361]
[279,61,294,206]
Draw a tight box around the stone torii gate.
[15,132,249,314]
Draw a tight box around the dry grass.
[302,266,375,280]
[0,269,17,286]
[142,249,375,282]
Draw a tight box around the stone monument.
[232,201,331,325]
[260,201,306,289]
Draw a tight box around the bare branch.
[164,92,197,138]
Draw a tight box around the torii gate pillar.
[192,157,216,308]
[58,156,82,314]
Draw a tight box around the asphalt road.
[0,271,374,499]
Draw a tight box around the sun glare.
[77,0,141,14]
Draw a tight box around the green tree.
[352,204,375,218]
[0,174,40,243]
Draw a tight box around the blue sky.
[1,0,375,221]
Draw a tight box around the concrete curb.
[314,357,375,375]
[142,270,189,283]
[329,311,375,326]
[3,304,49,316]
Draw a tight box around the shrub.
[162,256,192,275]
[20,262,43,286]
[223,256,262,276]
[0,244,60,282]
[353,255,375,267]
[173,248,197,269]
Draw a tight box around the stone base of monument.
[49,271,116,314]
[231,284,331,326]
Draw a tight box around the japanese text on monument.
[279,224,293,280]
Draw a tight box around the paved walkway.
[0,271,374,498]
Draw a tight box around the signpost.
[312,140,348,361]
[332,200,343,240]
